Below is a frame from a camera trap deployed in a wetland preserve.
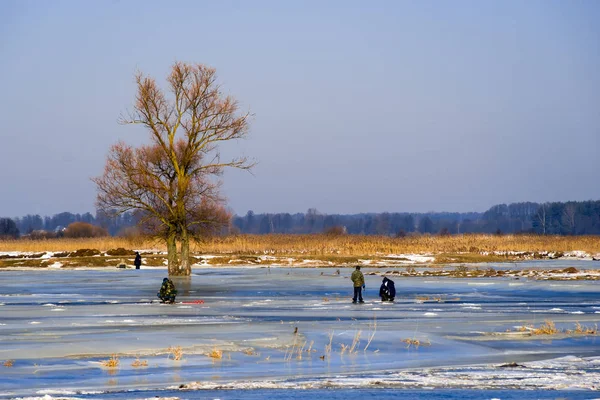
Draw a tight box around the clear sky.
[1,0,599,217]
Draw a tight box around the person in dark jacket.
[157,278,177,303]
[134,252,142,270]
[379,276,396,302]
[351,265,365,304]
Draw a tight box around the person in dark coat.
[379,276,396,302]
[157,278,178,303]
[134,252,142,269]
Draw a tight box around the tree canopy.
[94,62,253,275]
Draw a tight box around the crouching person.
[379,276,396,302]
[157,277,178,304]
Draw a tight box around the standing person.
[379,276,396,302]
[134,252,142,270]
[157,278,178,303]
[351,265,365,304]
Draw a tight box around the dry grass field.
[0,234,598,258]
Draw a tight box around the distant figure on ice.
[351,265,365,304]
[379,276,396,302]
[157,278,177,303]
[134,252,142,270]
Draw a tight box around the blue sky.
[1,0,598,217]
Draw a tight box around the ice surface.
[1,260,599,398]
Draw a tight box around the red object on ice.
[181,300,204,304]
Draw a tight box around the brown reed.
[1,234,598,256]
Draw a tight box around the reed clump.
[100,355,119,368]
[208,348,223,359]
[131,358,148,367]
[402,338,431,349]
[167,346,183,361]
[569,322,598,335]
[532,320,558,335]
[242,348,257,356]
[511,321,598,336]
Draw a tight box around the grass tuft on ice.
[100,354,119,368]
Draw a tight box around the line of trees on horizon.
[2,200,600,239]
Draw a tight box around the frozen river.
[1,262,600,399]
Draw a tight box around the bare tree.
[562,203,577,234]
[535,203,548,235]
[94,62,253,275]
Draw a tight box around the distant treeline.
[232,201,600,236]
[4,211,137,238]
[2,200,600,238]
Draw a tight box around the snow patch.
[386,254,435,263]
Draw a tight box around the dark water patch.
[16,388,597,400]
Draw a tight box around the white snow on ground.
[0,251,24,257]
[564,250,590,258]
[490,250,593,259]
[545,270,600,279]
[177,355,600,391]
[48,262,62,269]
[386,254,435,263]
[15,396,83,400]
[493,251,529,256]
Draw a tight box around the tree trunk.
[179,229,191,276]
[166,229,191,276]
[167,230,179,276]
